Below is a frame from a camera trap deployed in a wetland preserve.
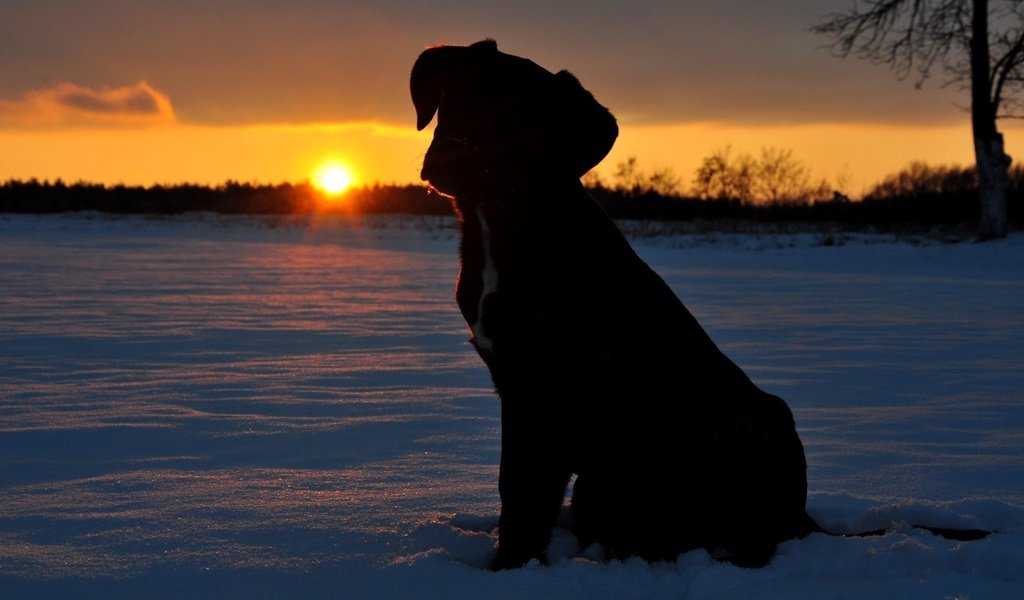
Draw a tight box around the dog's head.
[411,40,617,196]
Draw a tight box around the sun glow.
[314,161,355,196]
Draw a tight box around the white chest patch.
[471,207,499,354]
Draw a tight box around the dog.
[410,40,985,570]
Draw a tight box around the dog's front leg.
[491,397,572,571]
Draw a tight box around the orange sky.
[0,119,1013,197]
[1,1,1020,196]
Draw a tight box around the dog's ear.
[552,70,618,177]
[411,40,498,131]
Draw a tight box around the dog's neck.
[447,177,587,221]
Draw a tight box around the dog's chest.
[457,206,500,355]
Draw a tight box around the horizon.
[1,1,1020,196]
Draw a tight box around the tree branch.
[812,0,969,85]
[991,30,1024,110]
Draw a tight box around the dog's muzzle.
[421,137,479,184]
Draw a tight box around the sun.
[314,161,355,196]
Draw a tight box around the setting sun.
[314,161,355,196]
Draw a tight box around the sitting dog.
[411,39,816,570]
[411,41,990,570]
[412,39,817,570]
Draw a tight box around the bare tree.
[646,166,684,197]
[814,0,1024,239]
[756,147,812,203]
[693,146,756,201]
[613,156,646,194]
[613,156,683,196]
[692,146,829,204]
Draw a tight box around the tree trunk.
[975,135,1010,239]
[972,0,1010,240]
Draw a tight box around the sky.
[1,0,1019,195]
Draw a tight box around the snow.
[1,213,1022,599]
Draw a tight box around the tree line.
[0,179,445,216]
[1,156,1020,232]
[585,157,1022,229]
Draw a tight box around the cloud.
[0,81,176,127]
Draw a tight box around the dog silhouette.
[413,39,817,570]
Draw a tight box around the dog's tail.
[803,512,991,541]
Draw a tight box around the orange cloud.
[0,81,176,128]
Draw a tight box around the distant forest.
[2,159,1022,232]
